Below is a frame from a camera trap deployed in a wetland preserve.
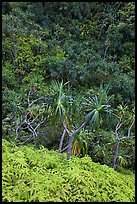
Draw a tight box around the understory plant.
[2,139,135,202]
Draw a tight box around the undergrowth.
[2,139,135,202]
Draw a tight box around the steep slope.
[2,139,135,202]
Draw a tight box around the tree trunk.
[113,141,119,169]
[58,129,66,153]
[67,135,73,160]
[62,119,89,160]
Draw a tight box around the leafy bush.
[111,73,135,105]
[2,139,135,202]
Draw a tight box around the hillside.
[2,139,135,202]
[2,3,135,201]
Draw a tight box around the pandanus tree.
[50,81,72,156]
[52,81,112,160]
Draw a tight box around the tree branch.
[28,97,45,108]
[34,116,46,130]
[113,141,119,169]
[114,120,124,139]
[72,119,89,136]
[119,136,135,141]
[62,121,71,137]
[127,117,135,138]
[59,129,66,153]
[60,145,68,153]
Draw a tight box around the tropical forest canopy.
[2,2,135,170]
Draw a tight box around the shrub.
[2,139,135,202]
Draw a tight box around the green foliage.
[2,139,135,202]
[2,62,16,89]
[111,73,135,105]
[72,129,89,157]
[3,34,48,77]
[51,81,70,118]
[83,84,112,129]
[89,130,115,163]
[2,2,135,170]
[42,2,93,20]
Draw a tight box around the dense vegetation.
[2,2,135,202]
[2,139,135,202]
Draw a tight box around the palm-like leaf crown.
[83,84,112,125]
[51,81,71,118]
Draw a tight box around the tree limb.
[28,97,45,108]
[127,117,135,138]
[60,145,68,153]
[62,121,71,137]
[72,119,89,136]
[58,129,66,153]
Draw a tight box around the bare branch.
[103,45,109,60]
[128,118,135,138]
[28,97,45,108]
[113,141,119,169]
[119,136,135,141]
[59,129,66,153]
[29,112,41,124]
[27,90,31,106]
[18,134,34,145]
[35,117,46,130]
[15,118,27,139]
[21,126,29,130]
[115,117,135,141]
[125,153,135,158]
[60,145,68,153]
[62,121,71,137]
[28,124,37,137]
[115,120,124,139]
[72,119,89,136]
